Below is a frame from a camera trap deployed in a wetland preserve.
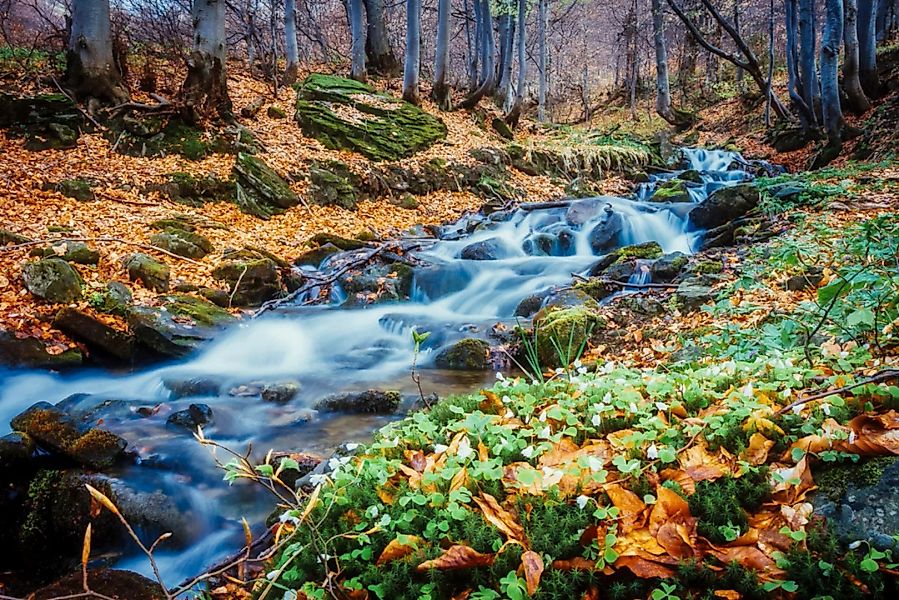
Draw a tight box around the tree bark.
[495,12,515,110]
[798,0,820,121]
[432,0,452,109]
[652,0,676,123]
[505,0,527,126]
[348,0,367,81]
[821,0,845,150]
[465,0,479,91]
[459,0,495,108]
[537,0,548,122]
[403,0,422,104]
[284,0,300,83]
[65,0,129,104]
[182,0,231,122]
[843,0,872,113]
[785,0,815,131]
[858,0,881,96]
[362,0,399,75]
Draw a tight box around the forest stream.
[0,148,770,590]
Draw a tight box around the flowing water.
[0,148,760,589]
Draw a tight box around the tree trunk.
[362,0,398,75]
[843,0,872,113]
[496,12,515,110]
[465,0,479,91]
[821,0,845,151]
[652,0,676,123]
[858,0,880,96]
[182,0,231,122]
[65,0,129,104]
[403,0,422,104]
[505,0,527,126]
[284,0,299,83]
[537,0,548,122]
[348,0,367,81]
[798,0,820,121]
[432,0,452,109]
[734,1,744,92]
[785,0,815,130]
[459,0,495,108]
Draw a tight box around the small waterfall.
[0,146,758,588]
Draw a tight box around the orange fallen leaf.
[472,493,526,542]
[416,545,495,572]
[520,550,544,596]
[377,535,424,566]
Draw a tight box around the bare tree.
[362,0,398,74]
[182,0,232,121]
[284,0,299,82]
[505,0,526,125]
[536,0,548,121]
[818,0,845,161]
[65,0,129,105]
[459,0,495,108]
[858,0,880,95]
[431,0,451,108]
[843,0,871,113]
[402,0,421,104]
[348,0,366,80]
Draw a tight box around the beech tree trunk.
[459,0,495,108]
[798,0,820,121]
[785,0,815,131]
[348,0,367,81]
[284,0,299,83]
[505,0,526,126]
[362,0,399,75]
[466,0,479,91]
[496,12,515,110]
[403,0,422,104]
[432,0,452,109]
[537,0,548,122]
[858,0,880,96]
[821,0,845,150]
[843,0,872,113]
[183,0,232,121]
[65,0,129,104]
[652,0,675,123]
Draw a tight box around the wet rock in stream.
[166,403,213,429]
[29,568,166,600]
[314,390,402,414]
[433,338,490,370]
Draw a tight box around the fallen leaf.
[472,493,526,542]
[742,433,774,466]
[520,550,544,596]
[416,545,495,572]
[614,554,676,578]
[377,535,424,566]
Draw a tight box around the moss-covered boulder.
[0,329,82,368]
[0,93,84,150]
[51,178,95,201]
[533,306,602,368]
[127,299,230,358]
[688,183,760,229]
[294,74,447,161]
[651,178,693,203]
[124,253,170,292]
[308,233,368,251]
[10,403,127,469]
[31,241,99,265]
[149,228,214,259]
[212,256,282,307]
[650,252,688,282]
[233,152,300,219]
[308,160,361,209]
[339,262,414,306]
[314,389,401,414]
[294,242,342,268]
[87,281,133,316]
[154,172,236,206]
[22,258,83,303]
[53,308,134,362]
[159,293,235,326]
[434,338,490,370]
[675,277,716,311]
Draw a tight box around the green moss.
[651,179,692,203]
[162,172,236,206]
[816,456,898,503]
[688,470,770,544]
[149,229,214,259]
[617,241,663,260]
[294,74,447,161]
[308,160,360,209]
[533,306,602,368]
[54,178,94,201]
[160,294,234,327]
[691,260,724,274]
[233,153,299,219]
[434,338,490,370]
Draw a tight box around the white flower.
[577,366,588,375]
[502,395,512,404]
[279,512,300,525]
[496,372,506,381]
[848,540,863,550]
[849,430,858,445]
[539,426,551,438]
[554,367,565,375]
[504,409,514,418]
[586,456,604,472]
[822,403,831,416]
[782,388,792,398]
[576,495,590,509]
[629,402,639,413]
[655,402,669,412]
[573,359,583,369]
[309,473,328,486]
[522,446,535,459]
[792,404,803,415]
[283,591,298,600]
[538,411,547,422]
[647,443,659,460]
[345,442,360,451]
[457,436,473,460]
[603,392,613,403]
[267,570,278,580]
[600,361,616,374]
[591,413,602,427]
[434,443,449,454]
[741,382,754,397]
[328,456,351,471]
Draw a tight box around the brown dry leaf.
[551,557,597,571]
[406,450,427,473]
[659,468,696,495]
[614,526,668,557]
[472,493,526,542]
[713,591,742,599]
[415,545,495,572]
[614,555,677,578]
[520,550,544,596]
[377,535,424,566]
[582,586,601,600]
[649,485,691,535]
[479,390,504,414]
[656,522,696,559]
[771,457,815,504]
[679,442,729,482]
[707,546,784,576]
[605,483,646,515]
[450,466,468,493]
[742,433,774,466]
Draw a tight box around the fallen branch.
[252,244,389,317]
[519,199,575,211]
[775,369,899,416]
[0,237,204,266]
[600,279,680,289]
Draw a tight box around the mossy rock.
[159,294,235,327]
[651,178,693,203]
[434,338,490,370]
[124,253,170,292]
[0,330,82,368]
[149,229,214,259]
[690,260,725,275]
[30,568,166,600]
[294,242,342,267]
[533,306,602,368]
[51,178,95,201]
[31,241,99,265]
[308,160,361,210]
[0,93,84,150]
[127,304,223,358]
[109,118,209,160]
[233,153,300,219]
[86,282,133,316]
[53,307,134,361]
[212,257,282,307]
[491,117,514,140]
[1,229,31,246]
[267,105,287,119]
[156,172,236,206]
[22,258,83,303]
[308,233,367,251]
[617,241,663,260]
[294,73,447,161]
[314,389,401,414]
[339,262,414,306]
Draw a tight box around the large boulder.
[434,338,490,370]
[294,74,447,161]
[339,262,414,306]
[53,308,134,362]
[212,256,282,307]
[30,569,165,600]
[31,241,99,265]
[22,258,83,303]
[566,197,617,226]
[314,390,401,414]
[532,306,602,368]
[0,330,82,368]
[688,183,760,229]
[149,229,213,259]
[588,207,624,254]
[308,160,360,209]
[460,238,506,261]
[675,277,716,311]
[650,252,688,282]
[0,93,84,150]
[651,178,693,203]
[124,253,170,292]
[233,152,300,219]
[127,296,233,358]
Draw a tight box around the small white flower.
[522,445,535,459]
[502,395,512,404]
[496,372,506,381]
[576,495,590,510]
[538,411,547,422]
[629,402,639,413]
[309,473,328,486]
[603,392,613,403]
[539,426,551,438]
[577,366,588,375]
[434,443,449,454]
[647,443,659,460]
[283,591,298,600]
[279,512,300,525]
[741,382,754,397]
[591,413,602,427]
[267,570,278,580]
[782,388,792,398]
[792,404,803,415]
[573,359,583,369]
[345,442,360,451]
[822,403,831,416]
[586,456,604,472]
[554,367,565,375]
[848,540,863,550]
[457,436,473,460]
[655,402,669,412]
[504,409,514,418]
[849,430,858,444]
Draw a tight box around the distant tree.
[459,0,495,108]
[363,0,399,75]
[348,0,367,81]
[505,0,526,126]
[858,0,880,95]
[820,0,845,149]
[182,0,232,121]
[843,0,872,113]
[651,0,676,124]
[65,0,129,105]
[465,0,480,91]
[495,6,516,110]
[536,0,548,121]
[284,0,299,83]
[432,0,452,109]
[403,0,422,104]
[798,0,820,121]
[784,0,816,132]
